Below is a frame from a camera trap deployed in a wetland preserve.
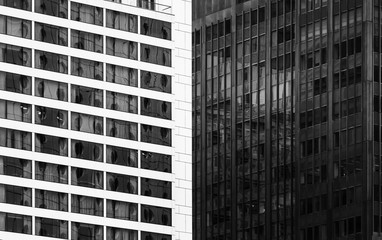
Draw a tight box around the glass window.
[71,57,102,80]
[141,124,172,146]
[0,212,32,234]
[0,156,31,178]
[71,194,103,216]
[141,97,171,120]
[35,134,68,156]
[106,118,138,141]
[106,10,137,33]
[36,217,68,239]
[141,178,171,199]
[0,99,31,122]
[106,91,137,114]
[0,71,31,94]
[141,17,171,40]
[141,70,171,93]
[35,50,68,73]
[141,44,171,66]
[71,167,103,189]
[35,161,68,184]
[0,184,31,206]
[35,22,67,46]
[71,30,103,53]
[71,112,103,135]
[35,189,67,211]
[106,64,137,87]
[71,139,103,162]
[35,78,67,101]
[107,227,138,240]
[70,2,102,26]
[106,200,138,221]
[106,37,137,60]
[141,151,171,173]
[0,127,31,151]
[0,15,31,39]
[0,43,31,67]
[141,205,171,226]
[0,0,31,11]
[71,84,103,107]
[35,0,67,18]
[35,106,68,129]
[71,222,103,240]
[106,145,138,167]
[141,232,171,240]
[106,172,138,194]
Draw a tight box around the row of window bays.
[0,0,171,40]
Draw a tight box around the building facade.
[0,0,192,240]
[193,0,381,239]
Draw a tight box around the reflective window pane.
[71,57,103,80]
[35,134,68,156]
[106,91,137,114]
[0,15,31,39]
[71,222,103,240]
[141,43,171,66]
[106,199,138,221]
[35,78,68,101]
[0,0,31,11]
[106,37,137,60]
[35,22,67,46]
[71,167,103,189]
[106,10,137,33]
[141,124,171,146]
[35,189,67,211]
[141,97,171,119]
[35,50,68,73]
[106,172,138,194]
[141,17,171,40]
[71,2,103,26]
[0,156,32,178]
[71,84,103,107]
[0,127,31,151]
[106,145,138,167]
[35,0,68,18]
[107,227,138,240]
[35,161,68,184]
[0,43,31,67]
[0,99,32,122]
[71,194,103,216]
[106,118,137,140]
[0,71,31,95]
[71,30,103,53]
[141,70,171,93]
[141,178,171,199]
[36,217,68,239]
[106,64,137,87]
[71,112,103,135]
[0,184,31,206]
[141,151,171,173]
[35,106,68,129]
[0,212,31,234]
[141,232,171,240]
[71,139,103,162]
[141,205,171,226]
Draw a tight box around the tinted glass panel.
[35,106,68,129]
[107,227,138,240]
[71,167,103,189]
[35,189,67,211]
[35,0,68,18]
[0,71,31,94]
[0,99,31,122]
[106,64,137,87]
[141,97,171,119]
[141,178,171,199]
[141,17,171,40]
[71,139,103,162]
[36,217,68,239]
[71,194,103,216]
[71,2,103,26]
[141,70,171,93]
[35,134,67,156]
[0,15,31,39]
[71,30,103,53]
[106,37,137,60]
[71,222,103,240]
[0,212,31,234]
[35,78,68,101]
[0,156,31,178]
[106,145,138,167]
[141,151,171,172]
[71,112,103,135]
[35,22,68,46]
[0,0,31,11]
[106,118,138,140]
[71,57,102,80]
[106,10,137,33]
[0,127,31,151]
[141,124,171,146]
[141,232,171,240]
[106,91,137,114]
[35,161,68,184]
[35,50,68,73]
[71,84,103,107]
[0,184,31,206]
[106,172,138,194]
[0,43,31,67]
[106,200,138,221]
[141,205,171,226]
[141,44,171,66]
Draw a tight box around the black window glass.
[141,232,171,240]
[106,145,138,167]
[71,30,103,53]
[71,2,102,26]
[106,64,138,87]
[0,99,31,123]
[0,43,31,67]
[35,78,67,101]
[35,106,68,129]
[141,97,171,120]
[71,167,103,189]
[141,205,171,226]
[106,91,138,114]
[35,189,67,211]
[0,127,31,151]
[0,71,31,94]
[141,44,171,66]
[35,134,68,156]
[71,139,103,162]
[71,57,103,80]
[71,194,103,216]
[0,156,31,178]
[106,118,138,141]
[35,0,68,18]
[35,161,68,184]
[141,151,171,173]
[141,178,171,199]
[0,212,32,234]
[107,227,138,240]
[36,217,68,238]
[0,184,31,206]
[106,172,138,194]
[0,0,31,11]
[35,22,67,46]
[141,124,172,146]
[106,200,138,221]
[71,84,103,107]
[106,10,137,33]
[0,15,31,39]
[141,70,171,93]
[71,112,103,135]
[106,37,137,60]
[35,50,68,73]
[141,17,171,40]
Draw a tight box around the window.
[141,17,171,40]
[108,228,138,240]
[106,200,138,220]
[71,167,103,189]
[106,172,138,194]
[106,91,138,114]
[35,189,67,211]
[35,105,67,129]
[71,57,102,80]
[106,10,137,33]
[141,178,171,199]
[35,161,68,184]
[106,145,138,167]
[106,118,138,141]
[141,97,171,119]
[141,151,171,173]
[71,30,102,53]
[71,112,103,135]
[35,0,67,18]
[0,99,31,123]
[141,70,171,93]
[106,64,138,87]
[141,124,171,146]
[71,139,103,162]
[0,212,32,234]
[0,15,31,39]
[35,50,67,73]
[35,134,68,156]
[141,44,171,66]
[0,71,31,95]
[35,22,67,46]
[0,0,31,11]
[71,2,102,26]
[71,84,103,107]
[141,232,171,240]
[35,78,67,101]
[0,44,31,67]
[36,217,68,238]
[0,156,32,178]
[106,37,137,60]
[141,205,171,226]
[0,127,31,151]
[71,194,103,216]
[71,222,103,240]
[0,184,31,206]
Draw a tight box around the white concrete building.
[0,0,192,239]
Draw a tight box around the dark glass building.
[192,0,381,239]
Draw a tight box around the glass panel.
[141,17,171,40]
[71,194,103,216]
[0,156,32,178]
[71,2,103,26]
[0,0,31,11]
[71,84,103,107]
[35,161,68,184]
[141,124,171,146]
[35,217,68,239]
[0,184,31,206]
[35,0,68,18]
[106,37,137,60]
[71,222,103,240]
[35,189,67,211]
[0,71,31,94]
[106,172,138,194]
[141,97,171,119]
[0,15,31,39]
[141,178,171,199]
[141,232,171,240]
[141,44,171,66]
[106,91,137,114]
[0,212,32,234]
[71,167,103,189]
[106,10,137,33]
[71,112,103,135]
[71,57,103,80]
[35,78,67,101]
[106,200,138,221]
[0,128,32,151]
[141,151,171,173]
[141,205,171,226]
[35,134,68,156]
[140,70,171,93]
[71,30,103,53]
[106,145,138,167]
[106,118,138,141]
[35,22,68,46]
[107,227,138,240]
[106,64,137,87]
[35,50,68,73]
[71,139,103,162]
[0,99,31,122]
[0,43,31,67]
[35,106,68,129]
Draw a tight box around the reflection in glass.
[141,97,171,119]
[0,0,31,11]
[106,91,137,114]
[107,227,138,240]
[71,112,103,135]
[36,217,68,239]
[0,43,31,67]
[71,2,102,26]
[141,204,171,226]
[106,199,138,221]
[141,17,171,40]
[141,124,171,146]
[141,151,171,173]
[35,189,67,211]
[0,99,31,122]
[0,212,32,234]
[106,172,138,194]
[0,156,32,178]
[35,161,68,184]
[71,84,102,107]
[141,232,171,240]
[106,118,137,140]
[0,127,31,151]
[71,222,103,240]
[35,50,68,73]
[141,178,171,199]
[35,134,67,156]
[71,139,103,162]
[71,194,103,216]
[35,22,67,46]
[35,0,68,18]
[0,71,31,94]
[141,44,171,66]
[35,78,67,101]
[141,70,171,93]
[106,145,138,167]
[106,37,137,60]
[106,64,137,87]
[71,57,103,80]
[71,30,103,53]
[138,0,155,10]
[0,184,31,206]
[0,15,31,39]
[35,106,68,129]
[106,10,137,33]
[71,167,103,189]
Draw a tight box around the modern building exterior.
[0,0,192,240]
[193,0,381,239]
